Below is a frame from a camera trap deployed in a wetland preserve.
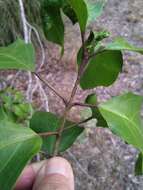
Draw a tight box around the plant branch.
[39,131,58,137]
[72,102,98,108]
[33,72,67,105]
[78,32,90,80]
[53,78,80,156]
[53,30,88,156]
[53,109,69,156]
[64,116,93,131]
[38,116,93,137]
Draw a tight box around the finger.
[33,157,74,190]
[14,160,46,190]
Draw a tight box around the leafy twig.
[53,30,90,156]
[38,116,93,137]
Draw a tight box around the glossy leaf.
[106,37,143,54]
[86,0,107,23]
[99,93,143,152]
[85,94,108,127]
[0,39,35,71]
[30,111,84,155]
[0,120,42,190]
[41,4,64,47]
[62,2,78,24]
[68,0,88,32]
[135,152,143,175]
[80,50,123,89]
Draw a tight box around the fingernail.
[45,158,67,177]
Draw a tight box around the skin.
[14,157,74,190]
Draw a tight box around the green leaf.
[0,120,42,190]
[99,93,143,152]
[106,37,143,54]
[0,39,35,71]
[85,94,108,127]
[0,87,33,123]
[13,103,32,119]
[41,3,64,47]
[44,0,64,7]
[62,2,78,24]
[135,152,143,175]
[80,50,123,89]
[85,93,97,105]
[0,107,8,121]
[68,0,88,32]
[86,0,107,23]
[30,111,84,155]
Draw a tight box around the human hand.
[14,157,74,190]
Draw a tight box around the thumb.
[33,157,74,190]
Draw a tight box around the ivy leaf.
[0,39,35,71]
[135,152,143,175]
[41,3,64,47]
[0,120,42,190]
[99,93,143,152]
[68,0,88,32]
[30,112,84,155]
[106,37,143,54]
[86,0,107,23]
[80,50,123,89]
[85,94,108,127]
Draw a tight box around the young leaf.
[0,39,35,71]
[80,50,123,89]
[30,111,84,155]
[85,94,108,127]
[106,37,143,54]
[0,120,42,190]
[41,4,64,47]
[77,30,110,65]
[68,0,88,32]
[99,93,143,152]
[86,0,107,23]
[135,152,143,175]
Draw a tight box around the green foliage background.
[0,0,43,46]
